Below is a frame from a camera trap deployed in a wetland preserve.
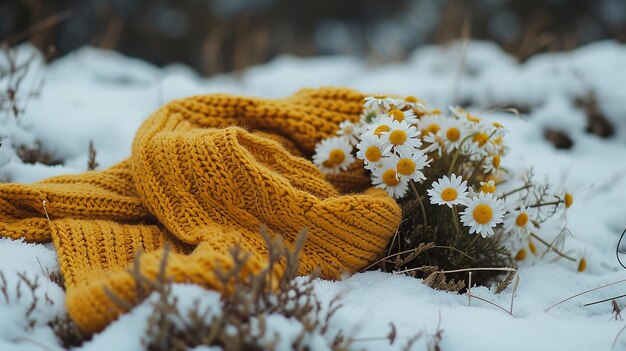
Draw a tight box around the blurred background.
[2,0,626,75]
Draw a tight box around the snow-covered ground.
[1,40,626,350]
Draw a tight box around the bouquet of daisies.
[313,94,581,289]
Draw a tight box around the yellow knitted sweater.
[0,87,401,334]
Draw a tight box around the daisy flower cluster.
[313,94,581,271]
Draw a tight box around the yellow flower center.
[328,149,345,166]
[467,115,481,123]
[373,94,387,99]
[578,258,586,272]
[389,130,407,145]
[389,109,405,122]
[397,158,416,176]
[441,188,457,202]
[472,132,489,147]
[472,204,493,225]
[446,127,460,141]
[374,125,390,137]
[382,169,399,186]
[528,240,537,255]
[365,146,382,162]
[405,95,418,103]
[430,109,442,115]
[515,248,527,261]
[427,124,441,135]
[565,193,573,208]
[480,183,496,193]
[492,122,504,129]
[493,136,503,145]
[515,213,528,227]
[493,154,501,169]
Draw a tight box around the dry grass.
[87,140,98,171]
[102,227,354,351]
[49,315,89,349]
[0,269,88,349]
[0,43,64,173]
[369,193,514,291]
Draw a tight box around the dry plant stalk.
[1,43,63,170]
[0,269,86,350]
[103,227,353,351]
[0,43,50,120]
[87,140,99,171]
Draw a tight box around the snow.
[0,239,65,350]
[81,284,222,351]
[2,40,626,350]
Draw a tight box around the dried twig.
[544,278,626,312]
[87,141,98,171]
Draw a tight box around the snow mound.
[1,41,626,350]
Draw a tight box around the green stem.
[447,149,462,176]
[468,156,486,184]
[451,205,462,238]
[470,232,481,248]
[467,130,499,182]
[447,134,474,175]
[530,232,576,262]
[409,181,429,227]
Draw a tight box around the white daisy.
[356,133,391,170]
[503,206,534,236]
[394,95,426,111]
[440,118,469,153]
[427,174,469,208]
[417,114,445,137]
[479,180,496,193]
[482,153,502,174]
[364,94,396,111]
[387,109,419,125]
[336,120,361,145]
[380,120,422,155]
[371,163,409,199]
[367,115,394,138]
[422,132,445,157]
[450,106,481,123]
[460,192,506,238]
[383,148,429,183]
[471,131,491,149]
[487,121,507,136]
[490,135,507,155]
[312,136,355,174]
[462,131,495,158]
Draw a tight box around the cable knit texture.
[0,87,402,334]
